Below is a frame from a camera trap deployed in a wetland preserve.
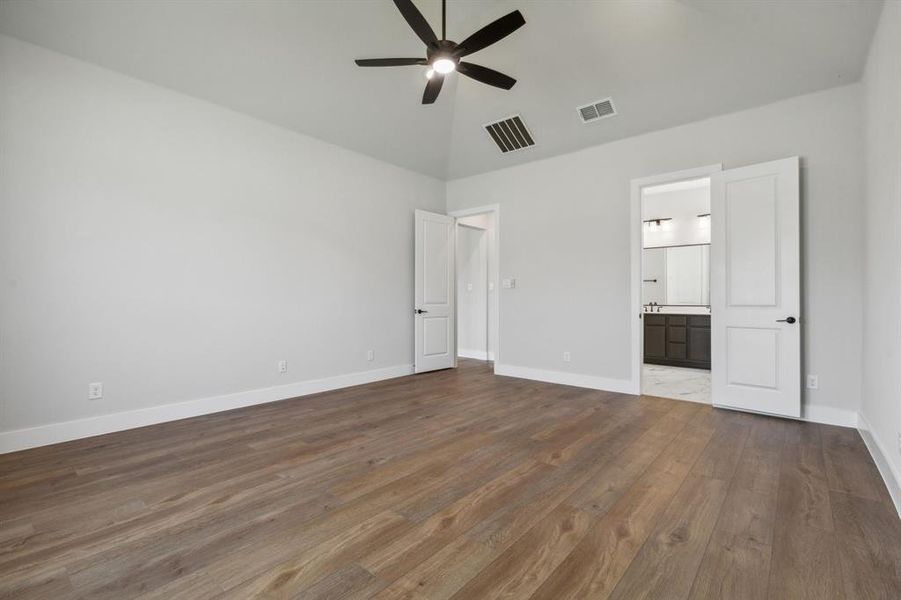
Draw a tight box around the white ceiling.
[0,0,883,180]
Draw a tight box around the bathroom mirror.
[642,244,709,305]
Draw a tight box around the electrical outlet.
[806,374,819,390]
[563,351,571,363]
[367,349,374,361]
[278,360,288,374]
[88,382,103,400]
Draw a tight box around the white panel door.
[414,210,455,373]
[711,157,800,418]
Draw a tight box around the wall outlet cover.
[806,374,819,390]
[367,350,374,361]
[88,382,103,400]
[278,360,288,374]
[563,351,571,362]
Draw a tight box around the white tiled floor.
[642,363,711,404]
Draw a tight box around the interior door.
[711,157,800,418]
[414,210,456,373]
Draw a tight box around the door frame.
[630,164,722,396]
[448,204,501,370]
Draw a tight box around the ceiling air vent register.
[578,98,616,123]
[484,115,535,154]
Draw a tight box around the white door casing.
[414,210,456,373]
[711,157,800,418]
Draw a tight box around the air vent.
[484,115,536,154]
[577,97,616,123]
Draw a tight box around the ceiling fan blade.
[454,10,525,57]
[393,0,438,47]
[355,58,428,67]
[422,74,445,104]
[457,62,516,90]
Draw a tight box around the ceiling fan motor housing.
[427,40,459,67]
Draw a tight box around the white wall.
[0,35,445,448]
[642,184,711,248]
[860,1,901,514]
[448,83,865,424]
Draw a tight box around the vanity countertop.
[645,306,710,315]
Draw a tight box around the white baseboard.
[494,363,637,395]
[858,412,901,518]
[494,364,858,429]
[458,348,495,361]
[0,364,413,455]
[802,403,859,428]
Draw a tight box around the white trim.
[0,364,413,454]
[801,403,858,428]
[495,363,636,395]
[858,412,901,518]
[458,349,495,361]
[449,204,501,369]
[630,164,722,397]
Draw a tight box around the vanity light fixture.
[697,213,711,229]
[643,217,672,232]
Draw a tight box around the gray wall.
[0,35,445,435]
[861,1,901,509]
[448,83,865,423]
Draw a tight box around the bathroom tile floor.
[642,363,711,404]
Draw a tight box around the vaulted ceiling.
[0,0,884,179]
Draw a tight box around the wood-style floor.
[2,359,899,599]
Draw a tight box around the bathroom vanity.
[643,312,711,369]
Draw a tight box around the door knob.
[414,308,428,314]
[776,316,797,324]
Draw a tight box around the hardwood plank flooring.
[1,359,898,599]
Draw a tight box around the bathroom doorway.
[631,166,719,404]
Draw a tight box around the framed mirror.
[642,243,709,306]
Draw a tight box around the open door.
[711,157,800,418]
[414,210,456,373]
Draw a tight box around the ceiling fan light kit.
[355,0,525,104]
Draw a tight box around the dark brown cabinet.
[644,313,710,369]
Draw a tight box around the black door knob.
[414,308,428,314]
[776,316,797,324]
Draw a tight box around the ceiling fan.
[355,0,525,104]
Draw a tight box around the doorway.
[457,223,489,360]
[450,205,499,367]
[631,158,801,419]
[639,175,714,404]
